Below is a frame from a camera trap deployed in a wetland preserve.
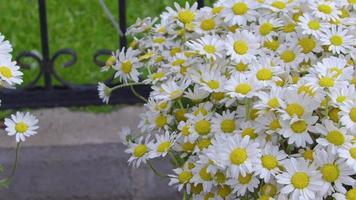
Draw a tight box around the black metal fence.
[0,0,205,109]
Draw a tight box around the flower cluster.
[99,0,356,199]
[0,34,39,142]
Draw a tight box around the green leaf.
[0,178,10,189]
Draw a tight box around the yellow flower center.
[199,166,213,181]
[15,122,29,133]
[133,144,148,157]
[286,103,304,117]
[105,56,116,66]
[221,119,236,133]
[349,108,356,122]
[299,38,316,53]
[195,120,211,135]
[259,23,273,36]
[283,23,295,33]
[291,172,309,189]
[298,85,315,97]
[272,1,286,9]
[318,4,332,14]
[329,108,340,123]
[336,96,346,103]
[121,61,132,73]
[319,77,334,88]
[194,108,208,116]
[170,89,182,100]
[256,68,273,80]
[207,80,219,89]
[0,66,12,78]
[182,142,195,152]
[230,148,248,165]
[326,130,345,146]
[303,149,314,161]
[290,120,307,133]
[191,183,203,194]
[330,35,343,46]
[197,138,211,150]
[218,185,232,198]
[181,125,190,136]
[308,20,320,30]
[175,108,186,122]
[346,189,356,200]
[169,47,181,56]
[261,155,278,170]
[264,39,280,51]
[153,37,165,44]
[280,50,296,63]
[269,119,281,130]
[211,92,224,101]
[261,184,277,197]
[242,128,257,139]
[200,19,215,31]
[329,67,342,78]
[268,98,280,108]
[215,172,226,183]
[152,72,165,80]
[233,41,249,55]
[157,141,171,153]
[321,164,339,182]
[235,62,248,72]
[212,6,224,14]
[178,171,193,183]
[350,147,356,159]
[235,83,251,95]
[232,2,248,15]
[178,10,195,24]
[155,115,167,128]
[203,45,216,54]
[238,173,253,184]
[172,59,185,66]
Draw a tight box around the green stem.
[146,65,152,76]
[245,98,251,121]
[147,160,166,178]
[183,190,188,200]
[129,84,148,102]
[178,98,184,109]
[110,82,146,91]
[168,151,179,166]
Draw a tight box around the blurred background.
[0,0,212,199]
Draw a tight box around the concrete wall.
[0,107,181,200]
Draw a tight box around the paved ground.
[0,107,181,200]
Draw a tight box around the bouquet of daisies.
[98,0,356,199]
[0,33,39,187]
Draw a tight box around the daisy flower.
[320,25,354,54]
[227,172,260,196]
[340,101,356,132]
[254,15,283,42]
[154,79,190,101]
[338,143,356,172]
[225,73,260,99]
[276,158,323,200]
[125,136,151,168]
[148,131,176,158]
[113,47,142,83]
[276,44,303,71]
[191,163,215,192]
[188,113,213,137]
[187,34,224,60]
[97,82,111,104]
[0,33,12,59]
[309,0,340,21]
[314,148,355,195]
[169,165,194,192]
[298,14,329,37]
[256,113,283,135]
[191,65,226,93]
[280,115,318,147]
[194,7,220,34]
[220,0,258,26]
[329,86,356,107]
[166,2,198,27]
[254,86,285,113]
[312,119,352,154]
[225,30,260,63]
[211,110,237,135]
[0,59,23,86]
[184,84,210,102]
[249,56,283,86]
[207,134,261,178]
[279,91,318,120]
[333,186,356,200]
[5,112,39,143]
[255,143,287,182]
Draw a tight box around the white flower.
[0,34,12,59]
[255,143,287,182]
[298,14,329,37]
[330,86,356,107]
[226,172,260,196]
[125,136,152,168]
[97,82,111,104]
[309,0,340,21]
[333,187,356,200]
[312,119,352,154]
[276,158,323,200]
[206,134,261,178]
[211,110,237,135]
[340,101,356,132]
[153,79,190,101]
[338,144,356,172]
[5,112,39,143]
[187,34,224,60]
[148,131,176,158]
[118,127,131,145]
[169,166,194,192]
[0,59,23,86]
[320,25,354,54]
[220,0,258,26]
[314,148,355,195]
[184,84,209,102]
[225,73,260,99]
[225,30,260,63]
[113,47,142,83]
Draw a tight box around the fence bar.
[38,0,52,90]
[197,0,204,8]
[119,0,127,48]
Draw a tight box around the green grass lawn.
[1,0,213,113]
